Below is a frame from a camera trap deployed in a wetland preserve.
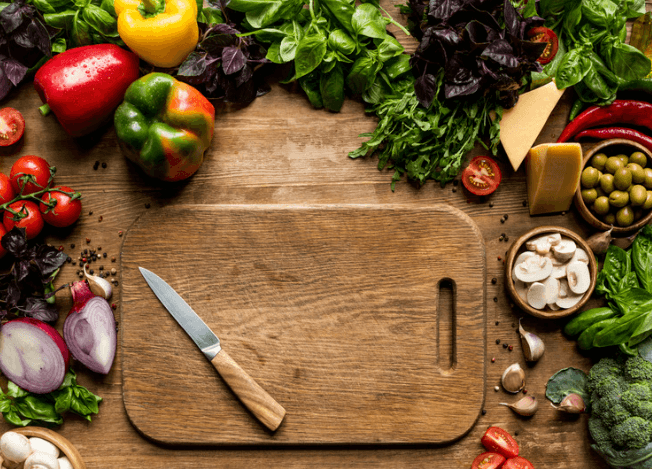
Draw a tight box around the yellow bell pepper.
[115,0,199,68]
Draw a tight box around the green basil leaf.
[298,72,324,109]
[622,0,645,18]
[602,41,651,82]
[2,407,31,427]
[294,33,327,80]
[582,65,616,100]
[13,396,62,424]
[52,37,67,53]
[82,4,118,36]
[100,0,116,16]
[328,29,356,56]
[580,0,617,28]
[280,35,298,62]
[376,35,403,62]
[7,381,29,399]
[43,10,75,29]
[226,0,270,12]
[244,0,303,28]
[384,54,411,79]
[198,7,224,25]
[265,41,284,64]
[555,48,592,89]
[319,0,355,35]
[352,3,386,39]
[69,386,102,418]
[73,0,91,8]
[633,226,652,293]
[71,10,92,47]
[346,55,378,94]
[321,63,345,111]
[32,0,57,14]
[238,28,285,42]
[53,386,73,414]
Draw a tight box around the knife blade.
[139,267,286,432]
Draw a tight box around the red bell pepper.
[34,44,140,138]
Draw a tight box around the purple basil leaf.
[222,46,246,75]
[465,20,490,44]
[1,228,28,259]
[33,244,68,278]
[480,39,518,68]
[246,43,268,61]
[0,65,14,101]
[444,78,481,98]
[22,297,58,323]
[14,260,31,283]
[414,73,438,108]
[0,309,6,321]
[427,0,466,23]
[2,58,28,87]
[256,80,271,98]
[503,0,519,36]
[0,0,30,34]
[234,63,253,87]
[478,58,498,80]
[6,280,20,308]
[178,51,209,77]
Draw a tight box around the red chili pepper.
[557,100,652,143]
[574,127,652,154]
[34,44,140,138]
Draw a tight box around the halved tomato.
[503,456,535,469]
[472,452,506,469]
[481,427,519,459]
[462,156,502,196]
[527,26,559,65]
[0,108,25,147]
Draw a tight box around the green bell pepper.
[114,73,215,182]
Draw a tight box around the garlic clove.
[501,363,526,393]
[500,395,538,417]
[586,226,613,256]
[83,265,112,300]
[551,393,586,414]
[518,318,545,362]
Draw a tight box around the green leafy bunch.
[0,370,102,426]
[29,0,123,52]
[539,0,649,105]
[230,0,411,111]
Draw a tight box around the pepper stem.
[141,0,158,14]
[39,104,51,116]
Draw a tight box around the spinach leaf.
[596,245,631,296]
[352,3,386,39]
[593,309,648,348]
[320,63,344,111]
[609,287,652,316]
[294,32,327,79]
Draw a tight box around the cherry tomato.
[40,186,82,228]
[0,108,25,147]
[0,223,8,259]
[481,427,519,459]
[527,27,559,65]
[462,156,502,196]
[0,173,15,205]
[10,155,51,196]
[503,456,535,469]
[3,201,44,239]
[472,452,507,469]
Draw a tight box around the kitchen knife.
[139,267,286,431]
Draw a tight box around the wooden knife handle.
[211,350,286,432]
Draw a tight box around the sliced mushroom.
[547,302,561,311]
[57,457,73,469]
[514,278,529,302]
[514,251,536,268]
[552,239,577,262]
[569,247,590,265]
[567,261,591,294]
[542,276,560,305]
[23,451,59,469]
[544,251,565,267]
[525,236,551,255]
[0,432,32,469]
[556,279,584,308]
[527,282,547,309]
[514,255,553,283]
[28,439,59,459]
[550,262,567,279]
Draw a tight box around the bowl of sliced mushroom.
[1,427,85,469]
[505,226,598,319]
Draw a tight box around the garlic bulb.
[518,318,545,362]
[501,363,526,393]
[83,265,112,300]
[552,393,586,414]
[500,395,538,417]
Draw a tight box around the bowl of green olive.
[575,138,652,234]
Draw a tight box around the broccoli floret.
[622,383,652,414]
[611,417,652,449]
[624,356,652,382]
[602,403,632,427]
[593,375,624,399]
[589,416,612,447]
[589,358,623,392]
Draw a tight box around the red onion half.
[0,318,70,393]
[63,281,116,374]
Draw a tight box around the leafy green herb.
[0,370,102,426]
[349,72,502,189]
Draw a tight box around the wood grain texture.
[121,205,486,445]
[211,349,286,432]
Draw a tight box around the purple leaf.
[234,64,253,87]
[414,73,438,108]
[481,39,518,68]
[3,58,28,86]
[22,297,58,323]
[222,46,246,75]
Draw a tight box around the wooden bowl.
[574,138,652,234]
[9,427,86,469]
[505,226,597,319]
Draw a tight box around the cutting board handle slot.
[437,278,456,374]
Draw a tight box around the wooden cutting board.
[120,204,486,445]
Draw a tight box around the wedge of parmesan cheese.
[500,82,566,171]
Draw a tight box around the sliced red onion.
[63,281,116,374]
[0,318,69,394]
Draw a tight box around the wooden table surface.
[0,5,643,466]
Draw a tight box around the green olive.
[600,173,615,194]
[581,166,600,188]
[630,185,648,206]
[594,196,611,215]
[617,206,635,227]
[644,191,652,210]
[617,154,630,166]
[609,190,630,208]
[603,213,616,225]
[614,167,633,191]
[627,163,646,184]
[591,153,608,171]
[630,151,648,168]
[644,168,652,189]
[606,156,625,174]
[595,186,607,198]
[581,188,598,205]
